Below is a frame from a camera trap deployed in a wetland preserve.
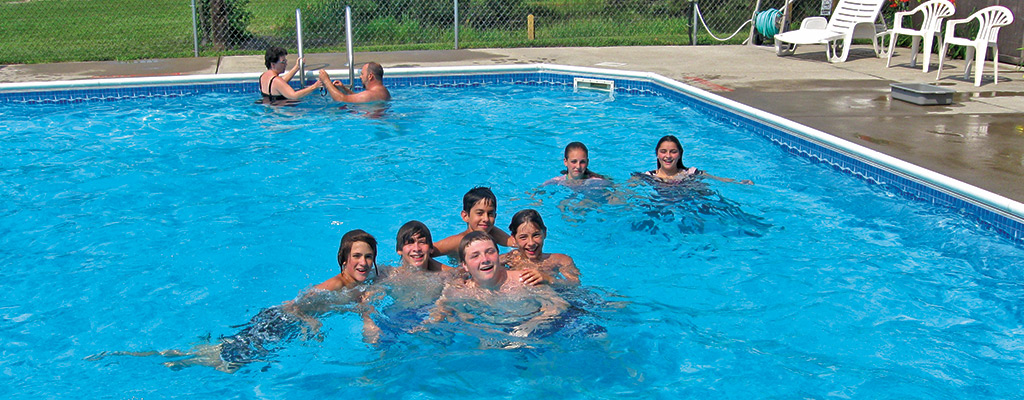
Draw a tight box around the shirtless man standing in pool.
[317,62,391,103]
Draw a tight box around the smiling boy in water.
[433,187,515,258]
[420,231,567,338]
[394,220,453,274]
[380,221,457,305]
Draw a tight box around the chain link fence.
[1,0,848,65]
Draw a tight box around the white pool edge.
[3,63,1022,222]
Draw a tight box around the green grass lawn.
[0,0,725,64]
[0,0,193,64]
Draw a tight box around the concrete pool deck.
[2,45,1022,203]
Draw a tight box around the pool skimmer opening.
[574,77,615,94]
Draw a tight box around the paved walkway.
[2,45,1022,203]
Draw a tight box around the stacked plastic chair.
[936,5,1014,86]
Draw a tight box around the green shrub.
[197,0,253,49]
[464,0,527,29]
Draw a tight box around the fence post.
[690,0,698,45]
[528,14,535,40]
[454,0,460,49]
[190,0,199,57]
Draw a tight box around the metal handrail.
[296,9,306,85]
[346,6,355,87]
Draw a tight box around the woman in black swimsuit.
[259,46,322,104]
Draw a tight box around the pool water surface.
[2,83,1024,398]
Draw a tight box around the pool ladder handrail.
[296,9,306,85]
[345,6,355,87]
[294,7,355,88]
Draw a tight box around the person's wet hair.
[364,62,384,81]
[508,209,546,236]
[462,186,497,212]
[396,220,433,252]
[337,229,378,273]
[565,141,588,159]
[656,135,687,170]
[561,141,609,180]
[457,230,496,265]
[265,46,288,70]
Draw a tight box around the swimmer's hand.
[408,325,428,334]
[737,179,754,185]
[519,269,549,286]
[317,69,332,84]
[511,320,541,338]
[300,318,323,341]
[363,323,381,344]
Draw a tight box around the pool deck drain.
[1,45,1022,203]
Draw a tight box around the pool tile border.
[1,66,1021,244]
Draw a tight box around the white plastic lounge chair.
[936,5,1014,86]
[885,0,955,72]
[774,0,890,63]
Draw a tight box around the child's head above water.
[461,186,498,232]
[462,186,497,212]
[396,220,434,268]
[508,209,546,235]
[562,142,590,180]
[457,231,504,288]
[508,209,548,260]
[396,220,433,252]
[337,229,378,282]
[655,135,686,170]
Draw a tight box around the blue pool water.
[2,82,1024,398]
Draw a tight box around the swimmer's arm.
[518,269,552,286]
[489,228,515,248]
[280,57,303,82]
[432,234,461,258]
[319,70,354,102]
[358,291,381,344]
[411,293,453,334]
[272,74,322,100]
[513,289,568,337]
[554,255,581,286]
[323,81,355,102]
[332,80,355,94]
[282,297,324,337]
[701,171,753,185]
[499,251,513,267]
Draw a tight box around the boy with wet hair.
[417,231,567,339]
[433,186,514,258]
[395,220,452,273]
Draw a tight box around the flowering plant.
[887,0,955,11]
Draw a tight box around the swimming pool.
[2,67,1024,398]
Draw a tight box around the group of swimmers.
[545,136,753,187]
[143,187,574,372]
[114,47,758,372]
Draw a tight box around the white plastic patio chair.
[885,0,955,72]
[774,0,890,63]
[936,5,1014,86]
